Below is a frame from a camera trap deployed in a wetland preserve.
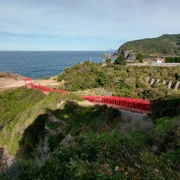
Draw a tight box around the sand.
[0,78,24,89]
[0,75,60,90]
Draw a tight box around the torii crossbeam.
[23,78,33,86]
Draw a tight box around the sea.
[0,51,109,79]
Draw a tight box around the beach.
[0,72,59,90]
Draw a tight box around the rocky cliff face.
[0,72,24,79]
[114,48,136,62]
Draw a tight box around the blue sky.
[0,0,180,51]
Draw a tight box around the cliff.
[114,34,180,61]
[0,68,179,179]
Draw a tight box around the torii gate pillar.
[23,78,33,86]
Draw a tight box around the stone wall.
[146,77,180,90]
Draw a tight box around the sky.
[0,0,180,51]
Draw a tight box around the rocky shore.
[0,72,25,89]
[0,72,59,90]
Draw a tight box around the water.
[0,51,107,79]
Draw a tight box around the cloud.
[0,0,180,50]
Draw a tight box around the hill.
[0,62,180,179]
[57,61,180,100]
[114,34,180,61]
[0,87,179,179]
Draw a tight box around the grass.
[57,61,180,100]
[0,87,179,179]
[118,33,180,57]
[0,89,73,155]
[0,87,45,130]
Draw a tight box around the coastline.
[0,72,59,90]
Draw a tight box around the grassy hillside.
[0,88,45,130]
[57,61,180,100]
[0,88,80,155]
[0,62,180,179]
[1,100,180,179]
[0,84,179,179]
[115,34,180,58]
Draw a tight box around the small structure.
[23,78,33,86]
[157,57,165,63]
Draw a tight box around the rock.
[0,72,25,79]
[114,47,136,62]
[60,134,73,148]
[114,48,132,59]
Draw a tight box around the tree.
[114,55,126,65]
[105,58,112,64]
[136,53,144,62]
[33,135,50,166]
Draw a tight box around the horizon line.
[0,50,116,52]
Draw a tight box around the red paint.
[23,77,68,94]
[24,78,150,113]
[83,96,151,114]
[30,84,69,94]
[23,78,33,86]
[30,84,54,93]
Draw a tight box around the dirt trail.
[0,73,60,90]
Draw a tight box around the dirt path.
[0,74,60,90]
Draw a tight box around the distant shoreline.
[0,72,59,90]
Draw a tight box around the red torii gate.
[83,96,151,114]
[23,77,69,94]
[23,78,33,86]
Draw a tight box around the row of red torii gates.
[23,78,151,114]
[23,78,67,94]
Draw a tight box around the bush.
[114,55,126,65]
[105,58,112,63]
[151,98,180,119]
[136,53,144,62]
[2,128,179,179]
[166,57,180,63]
[56,62,180,99]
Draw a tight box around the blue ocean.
[0,51,108,79]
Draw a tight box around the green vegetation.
[57,61,180,100]
[114,54,126,65]
[0,88,45,130]
[166,57,180,63]
[115,33,180,58]
[104,58,112,64]
[136,53,144,62]
[0,88,79,155]
[151,98,180,119]
[0,57,180,179]
[1,100,180,179]
[0,86,179,179]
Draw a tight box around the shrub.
[166,57,180,63]
[105,58,112,63]
[151,98,180,119]
[136,53,144,62]
[114,55,126,65]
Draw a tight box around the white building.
[157,58,165,63]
